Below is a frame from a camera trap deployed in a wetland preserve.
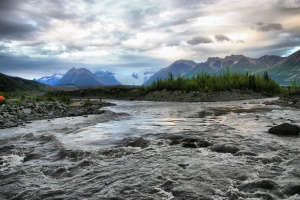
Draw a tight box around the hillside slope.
[0,73,51,92]
[144,60,196,85]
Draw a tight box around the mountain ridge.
[143,50,300,85]
[35,68,121,86]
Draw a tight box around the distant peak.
[173,59,196,65]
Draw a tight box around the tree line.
[148,70,281,95]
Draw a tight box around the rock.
[182,142,198,148]
[268,123,300,135]
[126,137,150,148]
[0,115,3,122]
[160,180,175,192]
[178,163,189,169]
[284,184,300,196]
[209,144,239,154]
[2,112,11,118]
[169,140,181,145]
[239,179,277,191]
[23,153,42,162]
[198,140,211,148]
[22,108,32,115]
[181,138,200,143]
[5,121,18,128]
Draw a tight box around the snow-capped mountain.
[94,70,121,85]
[34,73,64,86]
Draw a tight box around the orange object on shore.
[0,96,5,101]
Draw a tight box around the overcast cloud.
[0,0,299,84]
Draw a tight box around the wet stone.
[209,144,240,154]
[198,140,212,148]
[284,184,300,196]
[169,140,181,145]
[6,121,18,128]
[182,142,198,148]
[178,163,189,169]
[160,180,175,192]
[125,137,150,148]
[238,179,277,191]
[268,123,300,135]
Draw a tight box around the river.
[1,98,300,199]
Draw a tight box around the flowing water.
[1,98,300,199]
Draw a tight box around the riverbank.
[265,93,300,109]
[48,87,274,102]
[139,89,270,102]
[0,100,115,129]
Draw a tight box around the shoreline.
[0,100,115,129]
[1,89,297,129]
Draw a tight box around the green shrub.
[290,78,300,94]
[84,98,93,106]
[35,96,44,102]
[59,95,72,104]
[45,94,55,101]
[13,100,22,106]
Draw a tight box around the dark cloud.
[243,36,300,57]
[256,23,283,32]
[187,36,213,45]
[215,34,231,42]
[0,1,39,40]
[0,0,79,41]
[0,18,38,40]
[275,0,300,12]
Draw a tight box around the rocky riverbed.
[0,100,115,129]
[265,93,300,109]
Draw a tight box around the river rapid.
[1,98,300,200]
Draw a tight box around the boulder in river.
[268,123,300,135]
[209,144,239,154]
[125,137,150,148]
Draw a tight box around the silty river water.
[1,98,300,199]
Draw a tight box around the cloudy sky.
[0,0,300,84]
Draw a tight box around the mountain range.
[35,68,121,86]
[34,73,64,86]
[144,49,300,85]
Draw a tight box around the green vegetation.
[287,78,300,95]
[36,94,72,104]
[83,98,93,106]
[0,91,72,105]
[149,71,281,95]
[0,73,51,92]
[0,100,6,105]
